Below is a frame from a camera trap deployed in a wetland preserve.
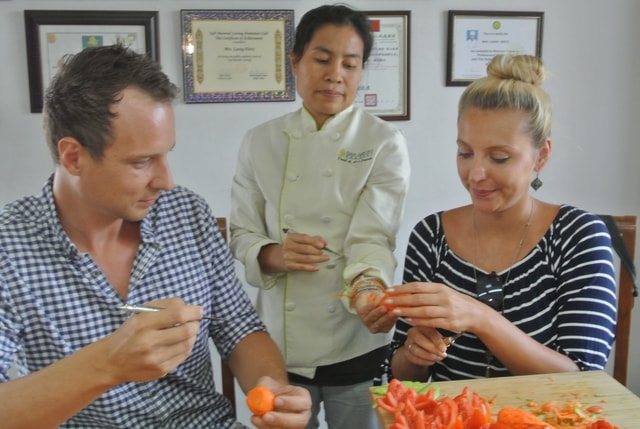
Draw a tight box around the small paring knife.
[117,304,225,321]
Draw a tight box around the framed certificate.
[355,11,410,121]
[446,10,544,86]
[181,9,295,103]
[24,10,159,113]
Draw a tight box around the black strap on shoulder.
[599,215,638,297]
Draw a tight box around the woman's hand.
[403,326,448,367]
[382,282,487,335]
[390,325,448,382]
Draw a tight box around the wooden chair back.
[216,217,237,414]
[604,215,637,385]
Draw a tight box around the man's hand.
[100,298,203,384]
[249,377,312,429]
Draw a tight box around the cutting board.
[371,371,640,428]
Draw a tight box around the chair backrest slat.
[606,215,637,385]
[216,217,237,415]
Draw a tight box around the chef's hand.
[257,232,331,274]
[353,290,397,333]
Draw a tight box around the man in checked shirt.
[0,43,310,429]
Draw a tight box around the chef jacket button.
[287,172,299,181]
[326,262,336,269]
[326,304,336,313]
[283,214,294,224]
[291,131,303,139]
[331,132,341,141]
[285,302,296,311]
[321,216,331,223]
[323,169,333,177]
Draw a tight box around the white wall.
[1,0,639,426]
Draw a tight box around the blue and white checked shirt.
[0,176,264,428]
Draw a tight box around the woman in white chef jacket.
[229,5,410,429]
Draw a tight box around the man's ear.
[57,137,83,176]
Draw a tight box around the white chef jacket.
[229,105,410,379]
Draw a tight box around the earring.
[530,172,543,191]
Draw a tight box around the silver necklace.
[472,199,535,377]
[472,199,535,291]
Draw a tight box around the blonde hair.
[458,54,551,148]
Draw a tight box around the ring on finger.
[443,331,463,347]
[407,343,413,351]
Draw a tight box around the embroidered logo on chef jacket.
[337,148,374,164]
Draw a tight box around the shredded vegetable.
[373,380,619,429]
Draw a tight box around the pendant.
[530,176,543,191]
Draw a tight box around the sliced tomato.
[471,392,492,424]
[434,396,460,427]
[388,378,405,399]
[488,423,513,429]
[415,396,438,413]
[588,420,617,429]
[466,408,491,429]
[394,413,409,427]
[586,405,604,414]
[376,397,396,414]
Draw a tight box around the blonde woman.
[378,54,616,383]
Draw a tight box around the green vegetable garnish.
[371,381,440,398]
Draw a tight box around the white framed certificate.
[24,10,158,113]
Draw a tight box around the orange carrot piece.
[246,386,275,416]
[497,406,550,429]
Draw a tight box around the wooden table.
[372,371,640,429]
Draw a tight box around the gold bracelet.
[336,276,385,304]
[353,284,384,296]
[352,275,382,287]
[350,278,385,306]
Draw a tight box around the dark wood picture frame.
[446,10,543,86]
[360,10,411,121]
[24,10,159,113]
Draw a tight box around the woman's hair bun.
[486,54,545,87]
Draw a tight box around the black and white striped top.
[377,205,617,383]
